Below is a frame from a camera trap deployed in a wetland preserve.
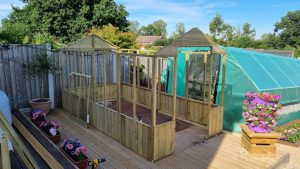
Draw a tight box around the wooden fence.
[0,44,61,108]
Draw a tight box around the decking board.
[49,109,290,169]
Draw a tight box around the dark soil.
[107,100,193,132]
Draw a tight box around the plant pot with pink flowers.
[40,120,61,144]
[242,92,282,133]
[60,138,88,169]
[30,109,46,127]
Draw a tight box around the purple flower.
[66,144,74,150]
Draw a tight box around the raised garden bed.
[275,119,300,147]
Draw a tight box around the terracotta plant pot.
[31,118,45,128]
[42,130,61,144]
[30,98,51,114]
[60,147,88,169]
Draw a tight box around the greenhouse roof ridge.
[156,28,226,55]
[64,34,119,50]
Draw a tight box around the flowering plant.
[30,109,46,123]
[40,120,60,136]
[62,138,87,162]
[276,123,300,143]
[242,92,281,130]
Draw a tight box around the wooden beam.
[1,132,11,169]
[92,50,96,101]
[152,57,157,127]
[66,50,70,92]
[13,116,64,169]
[104,51,107,107]
[117,53,122,113]
[203,54,207,101]
[207,54,214,137]
[133,56,137,119]
[221,54,227,106]
[147,58,150,88]
[0,112,39,169]
[157,58,161,110]
[172,56,177,121]
[185,52,189,119]
[128,57,131,84]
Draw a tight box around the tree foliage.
[275,10,300,48]
[170,23,186,40]
[138,20,167,37]
[128,20,140,34]
[2,0,129,43]
[87,24,137,49]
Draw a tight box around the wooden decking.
[49,109,290,169]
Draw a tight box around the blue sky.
[1,0,300,39]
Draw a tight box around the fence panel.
[0,44,61,108]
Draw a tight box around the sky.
[1,0,300,39]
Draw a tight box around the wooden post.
[66,50,70,92]
[203,54,207,101]
[117,53,122,113]
[221,54,227,106]
[92,36,96,101]
[152,57,157,127]
[185,52,189,118]
[147,57,150,88]
[172,56,177,122]
[157,58,161,110]
[133,56,137,119]
[128,57,131,84]
[104,51,107,107]
[1,132,11,169]
[207,53,214,137]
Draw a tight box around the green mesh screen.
[216,47,300,131]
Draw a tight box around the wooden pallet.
[240,124,282,154]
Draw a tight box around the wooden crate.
[240,124,282,154]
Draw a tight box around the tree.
[209,14,235,45]
[138,20,167,37]
[241,23,256,38]
[170,23,186,40]
[128,21,140,34]
[209,14,224,41]
[152,20,167,37]
[88,24,137,49]
[275,10,300,48]
[260,33,283,49]
[2,0,129,43]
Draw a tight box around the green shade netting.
[216,47,300,132]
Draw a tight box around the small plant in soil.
[62,138,87,162]
[276,123,300,143]
[31,109,46,123]
[40,120,60,136]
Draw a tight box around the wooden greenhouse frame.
[60,29,226,161]
[156,28,227,137]
[60,35,178,161]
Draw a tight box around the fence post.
[46,43,55,109]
